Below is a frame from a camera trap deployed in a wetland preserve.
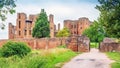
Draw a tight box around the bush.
[0,41,31,58]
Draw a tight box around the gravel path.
[62,48,114,68]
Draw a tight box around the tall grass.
[0,48,77,68]
[106,52,120,68]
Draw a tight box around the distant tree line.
[83,0,120,42]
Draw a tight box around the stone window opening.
[24,30,27,35]
[74,25,76,28]
[19,31,21,36]
[29,30,31,35]
[74,31,76,34]
[19,21,21,28]
[80,27,82,29]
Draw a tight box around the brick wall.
[66,35,90,52]
[0,38,67,49]
[64,17,90,35]
[99,42,120,52]
[99,38,120,52]
[0,39,7,47]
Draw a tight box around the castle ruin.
[9,13,60,39]
[64,17,91,35]
[9,13,91,39]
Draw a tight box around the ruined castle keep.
[9,13,59,39]
[9,13,37,39]
[64,17,91,35]
[9,13,91,39]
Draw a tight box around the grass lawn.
[0,48,77,68]
[106,52,120,68]
[90,42,99,48]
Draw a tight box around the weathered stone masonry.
[66,35,90,52]
[0,38,67,49]
[9,13,60,39]
[99,38,120,52]
[64,17,91,35]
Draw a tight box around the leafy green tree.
[56,27,70,37]
[96,0,120,38]
[32,9,50,38]
[83,21,105,42]
[0,0,16,29]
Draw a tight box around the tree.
[0,0,16,29]
[96,0,120,38]
[32,9,50,38]
[0,23,5,29]
[56,27,70,37]
[83,21,105,42]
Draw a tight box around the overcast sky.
[0,0,100,39]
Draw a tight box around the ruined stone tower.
[8,13,38,39]
[49,14,55,38]
[64,17,91,36]
[16,13,27,38]
[8,23,15,39]
[8,13,58,39]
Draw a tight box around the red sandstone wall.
[99,42,120,52]
[0,38,67,49]
[0,40,7,47]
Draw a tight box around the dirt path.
[62,48,114,68]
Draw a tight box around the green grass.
[57,44,67,48]
[90,42,99,48]
[106,52,120,68]
[0,48,77,68]
[112,62,120,68]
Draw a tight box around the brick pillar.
[49,14,55,38]
[8,23,15,39]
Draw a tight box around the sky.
[0,0,100,39]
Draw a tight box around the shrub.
[0,48,2,57]
[0,41,31,58]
